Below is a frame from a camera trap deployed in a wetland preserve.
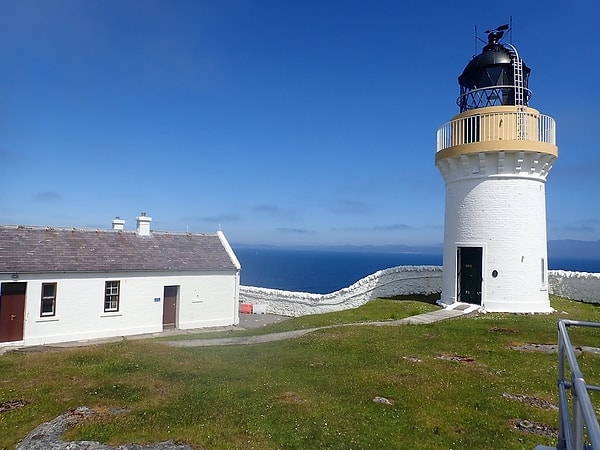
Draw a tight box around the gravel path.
[166,327,320,347]
[166,308,468,348]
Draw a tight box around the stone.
[15,407,193,450]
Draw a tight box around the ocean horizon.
[233,246,600,294]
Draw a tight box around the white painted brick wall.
[441,176,550,311]
[437,143,555,313]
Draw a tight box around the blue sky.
[1,0,598,246]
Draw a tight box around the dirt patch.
[510,419,557,438]
[503,393,558,411]
[436,354,475,363]
[511,343,600,355]
[510,343,558,353]
[489,327,518,334]
[277,391,306,404]
[0,399,28,413]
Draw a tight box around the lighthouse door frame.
[456,245,483,305]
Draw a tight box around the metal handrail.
[436,109,556,152]
[555,319,600,450]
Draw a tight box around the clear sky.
[1,0,598,247]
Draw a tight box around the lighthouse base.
[438,174,554,314]
[480,297,554,314]
[438,296,554,314]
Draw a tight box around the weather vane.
[474,20,512,55]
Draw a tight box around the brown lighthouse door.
[457,247,482,305]
[0,282,27,342]
[162,285,178,329]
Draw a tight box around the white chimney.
[112,216,125,231]
[136,212,152,236]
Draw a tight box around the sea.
[234,247,600,294]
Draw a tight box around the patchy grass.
[1,295,599,449]
[160,294,441,340]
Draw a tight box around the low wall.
[240,266,600,317]
[240,266,442,317]
[548,270,600,305]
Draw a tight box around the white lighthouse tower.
[436,25,558,313]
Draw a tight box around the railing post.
[553,319,600,450]
[557,326,567,450]
[572,388,583,449]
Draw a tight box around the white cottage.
[0,214,241,349]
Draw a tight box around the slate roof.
[0,226,239,274]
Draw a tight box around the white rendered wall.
[0,270,239,347]
[440,175,551,312]
[177,272,240,329]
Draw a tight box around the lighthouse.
[435,25,558,313]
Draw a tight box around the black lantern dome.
[457,26,531,112]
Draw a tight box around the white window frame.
[40,282,57,317]
[104,280,120,312]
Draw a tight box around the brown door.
[0,282,27,342]
[162,285,178,328]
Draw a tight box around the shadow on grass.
[379,293,441,305]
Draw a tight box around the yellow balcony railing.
[437,108,556,153]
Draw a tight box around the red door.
[0,282,27,342]
[162,286,178,328]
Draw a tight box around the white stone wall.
[548,270,600,305]
[240,266,442,317]
[240,266,600,316]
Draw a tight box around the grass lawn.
[1,295,599,449]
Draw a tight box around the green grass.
[160,293,441,340]
[1,295,600,449]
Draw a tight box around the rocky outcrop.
[15,406,192,450]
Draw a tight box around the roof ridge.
[0,224,217,236]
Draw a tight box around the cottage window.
[104,281,120,312]
[41,283,57,317]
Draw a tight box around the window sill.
[100,312,123,318]
[36,316,59,323]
